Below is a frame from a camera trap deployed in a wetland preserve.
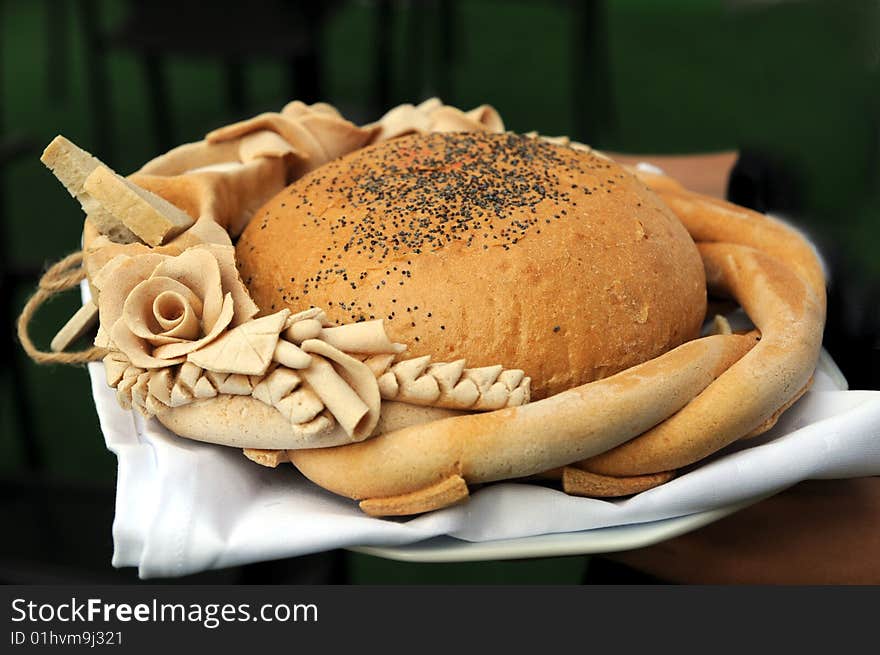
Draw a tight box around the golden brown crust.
[562,467,675,497]
[741,377,813,440]
[236,132,707,399]
[359,475,469,516]
[653,186,825,295]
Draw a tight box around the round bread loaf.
[236,132,706,399]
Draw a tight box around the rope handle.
[16,251,109,365]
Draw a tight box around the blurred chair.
[376,0,615,144]
[77,0,336,160]
[46,0,72,103]
[0,0,43,472]
[570,0,616,146]
[0,163,42,471]
[372,0,457,116]
[0,138,41,472]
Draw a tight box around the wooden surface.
[606,151,739,200]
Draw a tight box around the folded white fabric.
[87,345,880,579]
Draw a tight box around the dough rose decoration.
[93,244,258,368]
[18,97,826,518]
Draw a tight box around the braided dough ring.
[289,173,826,515]
[572,174,826,479]
[291,332,756,515]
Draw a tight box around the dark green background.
[2,0,878,583]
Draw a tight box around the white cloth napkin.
[87,347,880,579]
